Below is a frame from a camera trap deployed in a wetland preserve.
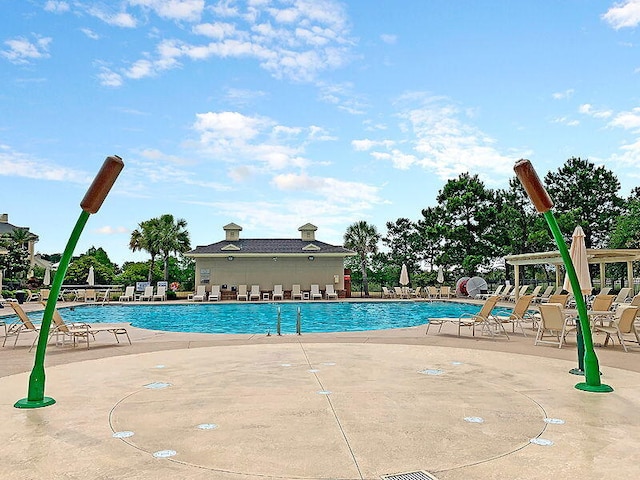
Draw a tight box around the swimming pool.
[25,301,511,334]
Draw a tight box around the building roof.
[187,239,355,256]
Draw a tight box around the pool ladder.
[274,307,301,335]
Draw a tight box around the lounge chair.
[291,284,303,300]
[533,285,554,303]
[499,285,513,300]
[439,286,452,298]
[272,285,284,301]
[535,303,572,348]
[325,284,338,300]
[381,286,394,298]
[140,286,154,301]
[249,285,260,301]
[394,286,409,299]
[152,286,166,301]
[612,287,632,306]
[119,286,135,302]
[310,284,322,300]
[528,285,542,300]
[493,295,534,336]
[97,288,111,303]
[507,285,529,302]
[428,296,504,339]
[208,285,221,301]
[4,302,40,347]
[476,284,503,300]
[47,304,131,349]
[85,289,97,302]
[237,285,248,301]
[541,294,569,307]
[189,285,206,302]
[410,286,422,298]
[593,305,640,352]
[427,286,439,299]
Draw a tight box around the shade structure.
[87,266,95,286]
[399,264,409,286]
[437,266,444,284]
[563,226,592,295]
[43,266,51,286]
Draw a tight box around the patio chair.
[382,286,394,298]
[508,285,529,302]
[528,285,542,300]
[533,285,554,303]
[593,305,640,352]
[271,285,284,301]
[291,284,303,300]
[499,285,513,300]
[310,284,322,300]
[429,296,504,339]
[4,302,40,347]
[85,289,97,302]
[394,286,408,299]
[208,285,221,301]
[74,289,86,302]
[325,284,338,300]
[47,304,131,349]
[612,287,632,307]
[476,284,503,300]
[152,286,166,301]
[249,285,261,301]
[189,285,206,302]
[534,303,572,348]
[439,286,452,298]
[493,295,534,336]
[119,286,135,302]
[410,286,422,298]
[237,285,248,301]
[140,286,154,301]
[97,289,111,303]
[427,286,439,299]
[542,294,569,307]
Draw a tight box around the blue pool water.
[24,301,511,335]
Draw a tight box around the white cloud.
[97,67,123,87]
[317,82,369,115]
[602,0,640,29]
[351,139,395,151]
[192,22,238,39]
[94,226,129,235]
[80,28,100,40]
[552,116,580,126]
[129,0,205,22]
[271,173,381,204]
[0,147,90,183]
[578,103,613,118]
[380,34,397,44]
[44,1,70,13]
[609,107,640,130]
[552,89,574,100]
[1,36,52,64]
[88,8,137,28]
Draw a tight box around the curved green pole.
[543,211,612,393]
[15,156,124,409]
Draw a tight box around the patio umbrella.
[437,266,444,284]
[43,266,51,286]
[563,225,592,376]
[0,270,3,291]
[87,266,95,286]
[563,226,592,295]
[399,264,409,286]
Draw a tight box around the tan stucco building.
[185,223,355,299]
[0,213,38,270]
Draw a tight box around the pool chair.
[533,285,554,303]
[119,286,135,301]
[593,305,640,352]
[272,285,284,301]
[498,285,513,300]
[249,285,261,301]
[310,284,322,300]
[291,284,303,300]
[382,286,395,298]
[543,294,569,308]
[188,285,206,302]
[439,286,452,298]
[430,296,503,339]
[427,286,439,299]
[208,285,221,301]
[47,303,131,350]
[140,286,154,301]
[152,286,166,301]
[534,303,572,349]
[493,295,534,336]
[85,289,97,302]
[325,284,338,300]
[4,302,40,348]
[476,284,503,300]
[237,285,248,301]
[612,287,632,308]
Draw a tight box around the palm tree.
[155,214,191,282]
[344,221,380,297]
[129,218,161,283]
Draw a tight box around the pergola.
[504,249,640,299]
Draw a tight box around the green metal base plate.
[14,397,56,409]
[575,382,614,393]
[569,368,584,375]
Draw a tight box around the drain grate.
[381,470,439,480]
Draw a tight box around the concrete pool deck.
[2,299,640,480]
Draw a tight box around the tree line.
[344,158,640,296]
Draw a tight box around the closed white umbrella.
[43,266,51,286]
[399,264,409,286]
[563,226,592,295]
[87,266,95,286]
[437,266,444,284]
[0,270,3,291]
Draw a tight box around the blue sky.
[3,0,640,266]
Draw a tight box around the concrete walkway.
[2,300,639,480]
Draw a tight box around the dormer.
[298,223,317,242]
[223,223,242,242]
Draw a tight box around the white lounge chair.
[272,285,284,301]
[291,284,303,300]
[249,285,260,301]
[189,285,206,302]
[325,284,338,300]
[237,285,248,301]
[208,285,221,301]
[533,285,554,303]
[310,284,322,300]
[152,286,166,301]
[119,286,135,302]
[140,286,154,301]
